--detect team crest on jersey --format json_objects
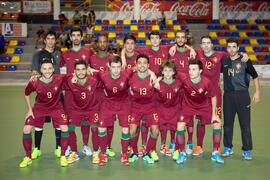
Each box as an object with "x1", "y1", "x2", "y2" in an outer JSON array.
[
  {"x1": 162, "y1": 54, "x2": 165, "y2": 58},
  {"x1": 174, "y1": 87, "x2": 179, "y2": 92},
  {"x1": 87, "y1": 86, "x2": 92, "y2": 91},
  {"x1": 198, "y1": 88, "x2": 203, "y2": 94},
  {"x1": 236, "y1": 63, "x2": 241, "y2": 70},
  {"x1": 54, "y1": 86, "x2": 58, "y2": 91},
  {"x1": 213, "y1": 57, "x2": 217, "y2": 63},
  {"x1": 120, "y1": 82, "x2": 124, "y2": 87},
  {"x1": 82, "y1": 54, "x2": 86, "y2": 60}
]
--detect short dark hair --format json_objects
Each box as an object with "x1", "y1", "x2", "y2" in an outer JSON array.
[
  {"x1": 109, "y1": 55, "x2": 122, "y2": 66},
  {"x1": 175, "y1": 30, "x2": 186, "y2": 37},
  {"x1": 97, "y1": 33, "x2": 108, "y2": 42},
  {"x1": 40, "y1": 58, "x2": 53, "y2": 66},
  {"x1": 124, "y1": 34, "x2": 137, "y2": 44},
  {"x1": 159, "y1": 60, "x2": 178, "y2": 79},
  {"x1": 200, "y1": 35, "x2": 212, "y2": 44},
  {"x1": 148, "y1": 31, "x2": 161, "y2": 40},
  {"x1": 74, "y1": 60, "x2": 87, "y2": 69},
  {"x1": 44, "y1": 30, "x2": 56, "y2": 40},
  {"x1": 188, "y1": 59, "x2": 203, "y2": 70},
  {"x1": 136, "y1": 54, "x2": 149, "y2": 64},
  {"x1": 226, "y1": 37, "x2": 239, "y2": 47},
  {"x1": 70, "y1": 27, "x2": 83, "y2": 36}
]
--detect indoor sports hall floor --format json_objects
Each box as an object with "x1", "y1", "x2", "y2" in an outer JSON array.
[{"x1": 0, "y1": 86, "x2": 269, "y2": 180}]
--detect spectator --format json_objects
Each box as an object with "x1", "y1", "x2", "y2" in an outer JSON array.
[
  {"x1": 35, "y1": 26, "x2": 45, "y2": 49},
  {"x1": 82, "y1": 9, "x2": 89, "y2": 26},
  {"x1": 66, "y1": 29, "x2": 72, "y2": 49},
  {"x1": 73, "y1": 10, "x2": 82, "y2": 25},
  {"x1": 0, "y1": 32, "x2": 4, "y2": 55},
  {"x1": 110, "y1": 37, "x2": 120, "y2": 54},
  {"x1": 87, "y1": 9, "x2": 96, "y2": 25},
  {"x1": 86, "y1": 24, "x2": 94, "y2": 43},
  {"x1": 58, "y1": 13, "x2": 68, "y2": 32},
  {"x1": 59, "y1": 30, "x2": 68, "y2": 47},
  {"x1": 158, "y1": 11, "x2": 166, "y2": 29}
]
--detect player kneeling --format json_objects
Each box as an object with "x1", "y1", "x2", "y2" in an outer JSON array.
[
  {"x1": 19, "y1": 59, "x2": 69, "y2": 167},
  {"x1": 176, "y1": 60, "x2": 224, "y2": 165}
]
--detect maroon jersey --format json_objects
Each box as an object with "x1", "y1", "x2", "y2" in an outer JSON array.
[
  {"x1": 196, "y1": 49, "x2": 227, "y2": 92},
  {"x1": 136, "y1": 46, "x2": 170, "y2": 75},
  {"x1": 126, "y1": 52, "x2": 138, "y2": 69},
  {"x1": 178, "y1": 73, "x2": 214, "y2": 109},
  {"x1": 128, "y1": 73, "x2": 156, "y2": 105},
  {"x1": 169, "y1": 48, "x2": 191, "y2": 74},
  {"x1": 157, "y1": 79, "x2": 183, "y2": 108},
  {"x1": 99, "y1": 69, "x2": 133, "y2": 102},
  {"x1": 25, "y1": 74, "x2": 65, "y2": 112},
  {"x1": 62, "y1": 75, "x2": 99, "y2": 111},
  {"x1": 60, "y1": 47, "x2": 93, "y2": 74},
  {"x1": 90, "y1": 53, "x2": 112, "y2": 72}
]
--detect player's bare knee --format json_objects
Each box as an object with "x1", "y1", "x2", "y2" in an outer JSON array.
[
  {"x1": 212, "y1": 122, "x2": 221, "y2": 129},
  {"x1": 60, "y1": 125, "x2": 68, "y2": 132},
  {"x1": 177, "y1": 122, "x2": 185, "y2": 131},
  {"x1": 23, "y1": 125, "x2": 33, "y2": 134},
  {"x1": 98, "y1": 127, "x2": 107, "y2": 133}
]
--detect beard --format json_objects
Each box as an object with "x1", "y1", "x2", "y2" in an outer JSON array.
[
  {"x1": 176, "y1": 42, "x2": 185, "y2": 48},
  {"x1": 76, "y1": 74, "x2": 87, "y2": 80}
]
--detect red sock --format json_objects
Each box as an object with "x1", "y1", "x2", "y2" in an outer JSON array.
[
  {"x1": 22, "y1": 133, "x2": 32, "y2": 158},
  {"x1": 176, "y1": 131, "x2": 185, "y2": 152},
  {"x1": 91, "y1": 126, "x2": 99, "y2": 152},
  {"x1": 213, "y1": 129, "x2": 222, "y2": 152},
  {"x1": 69, "y1": 130, "x2": 77, "y2": 152},
  {"x1": 197, "y1": 124, "x2": 205, "y2": 147},
  {"x1": 187, "y1": 125, "x2": 193, "y2": 144},
  {"x1": 146, "y1": 135, "x2": 158, "y2": 153},
  {"x1": 130, "y1": 135, "x2": 138, "y2": 154},
  {"x1": 81, "y1": 125, "x2": 90, "y2": 146},
  {"x1": 107, "y1": 125, "x2": 114, "y2": 148},
  {"x1": 98, "y1": 131, "x2": 107, "y2": 154},
  {"x1": 160, "y1": 125, "x2": 167, "y2": 146},
  {"x1": 170, "y1": 130, "x2": 176, "y2": 143},
  {"x1": 61, "y1": 131, "x2": 69, "y2": 156},
  {"x1": 121, "y1": 133, "x2": 129, "y2": 155},
  {"x1": 141, "y1": 122, "x2": 148, "y2": 146}
]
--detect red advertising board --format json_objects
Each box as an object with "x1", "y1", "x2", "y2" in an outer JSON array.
[
  {"x1": 219, "y1": 1, "x2": 270, "y2": 12},
  {"x1": 113, "y1": 1, "x2": 212, "y2": 19}
]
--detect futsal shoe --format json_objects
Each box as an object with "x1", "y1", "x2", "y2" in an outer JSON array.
[
  {"x1": 192, "y1": 146, "x2": 204, "y2": 156},
  {"x1": 211, "y1": 151, "x2": 224, "y2": 164},
  {"x1": 143, "y1": 154, "x2": 154, "y2": 164},
  {"x1": 127, "y1": 146, "x2": 133, "y2": 155},
  {"x1": 150, "y1": 151, "x2": 159, "y2": 161},
  {"x1": 221, "y1": 147, "x2": 233, "y2": 157},
  {"x1": 176, "y1": 152, "x2": 187, "y2": 165},
  {"x1": 138, "y1": 146, "x2": 146, "y2": 157},
  {"x1": 169, "y1": 142, "x2": 175, "y2": 153},
  {"x1": 128, "y1": 153, "x2": 139, "y2": 163},
  {"x1": 60, "y1": 156, "x2": 68, "y2": 167},
  {"x1": 185, "y1": 143, "x2": 193, "y2": 155},
  {"x1": 172, "y1": 150, "x2": 180, "y2": 160},
  {"x1": 19, "y1": 157, "x2": 32, "y2": 168},
  {"x1": 65, "y1": 146, "x2": 72, "y2": 156},
  {"x1": 67, "y1": 152, "x2": 80, "y2": 164},
  {"x1": 99, "y1": 154, "x2": 107, "y2": 166},
  {"x1": 31, "y1": 147, "x2": 41, "y2": 159},
  {"x1": 82, "y1": 145, "x2": 93, "y2": 156},
  {"x1": 160, "y1": 145, "x2": 168, "y2": 155},
  {"x1": 106, "y1": 147, "x2": 115, "y2": 157},
  {"x1": 55, "y1": 146, "x2": 61, "y2": 158},
  {"x1": 243, "y1": 150, "x2": 252, "y2": 160},
  {"x1": 121, "y1": 154, "x2": 130, "y2": 165},
  {"x1": 92, "y1": 151, "x2": 99, "y2": 164}
]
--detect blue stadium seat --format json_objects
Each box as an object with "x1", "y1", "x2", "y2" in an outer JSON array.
[
  {"x1": 117, "y1": 20, "x2": 123, "y2": 25},
  {"x1": 0, "y1": 56, "x2": 3, "y2": 62},
  {"x1": 94, "y1": 32, "x2": 101, "y2": 38},
  {"x1": 138, "y1": 40, "x2": 146, "y2": 46},
  {"x1": 123, "y1": 32, "x2": 130, "y2": 37},
  {"x1": 232, "y1": 32, "x2": 239, "y2": 37},
  {"x1": 258, "y1": 39, "x2": 265, "y2": 45},
  {"x1": 65, "y1": 25, "x2": 72, "y2": 31},
  {"x1": 214, "y1": 25, "x2": 222, "y2": 30},
  {"x1": 109, "y1": 40, "x2": 113, "y2": 44},
  {"x1": 212, "y1": 19, "x2": 220, "y2": 24},
  {"x1": 241, "y1": 19, "x2": 248, "y2": 24},
  {"x1": 53, "y1": 20, "x2": 58, "y2": 25},
  {"x1": 160, "y1": 26, "x2": 166, "y2": 30},
  {"x1": 214, "y1": 47, "x2": 221, "y2": 51},
  {"x1": 265, "y1": 55, "x2": 270, "y2": 61},
  {"x1": 239, "y1": 47, "x2": 246, "y2": 52},
  {"x1": 254, "y1": 32, "x2": 262, "y2": 37},
  {"x1": 116, "y1": 32, "x2": 123, "y2": 38},
  {"x1": 266, "y1": 25, "x2": 270, "y2": 31},
  {"x1": 124, "y1": 26, "x2": 130, "y2": 31},
  {"x1": 236, "y1": 25, "x2": 244, "y2": 30},
  {"x1": 109, "y1": 26, "x2": 116, "y2": 31},
  {"x1": 96, "y1": 19, "x2": 102, "y2": 25},
  {"x1": 8, "y1": 65, "x2": 17, "y2": 71},
  {"x1": 14, "y1": 48, "x2": 23, "y2": 54},
  {"x1": 173, "y1": 20, "x2": 179, "y2": 25},
  {"x1": 131, "y1": 20, "x2": 137, "y2": 25},
  {"x1": 207, "y1": 25, "x2": 214, "y2": 30},
  {"x1": 227, "y1": 19, "x2": 234, "y2": 24}
]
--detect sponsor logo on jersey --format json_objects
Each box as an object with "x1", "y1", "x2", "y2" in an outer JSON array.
[
  {"x1": 213, "y1": 57, "x2": 217, "y2": 63},
  {"x1": 174, "y1": 87, "x2": 179, "y2": 92},
  {"x1": 87, "y1": 86, "x2": 92, "y2": 91},
  {"x1": 54, "y1": 86, "x2": 58, "y2": 91},
  {"x1": 162, "y1": 53, "x2": 165, "y2": 58},
  {"x1": 82, "y1": 54, "x2": 86, "y2": 60},
  {"x1": 120, "y1": 82, "x2": 125, "y2": 87},
  {"x1": 198, "y1": 88, "x2": 203, "y2": 94}
]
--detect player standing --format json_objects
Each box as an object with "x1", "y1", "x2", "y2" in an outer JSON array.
[
  {"x1": 60, "y1": 27, "x2": 94, "y2": 157},
  {"x1": 221, "y1": 38, "x2": 260, "y2": 160},
  {"x1": 176, "y1": 60, "x2": 224, "y2": 164}
]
